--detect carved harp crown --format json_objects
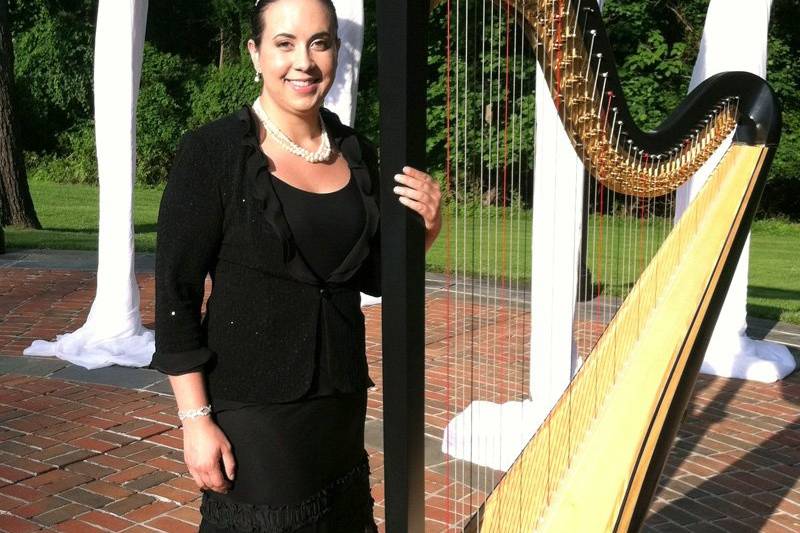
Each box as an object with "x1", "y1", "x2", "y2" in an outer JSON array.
[{"x1": 376, "y1": 1, "x2": 781, "y2": 532}]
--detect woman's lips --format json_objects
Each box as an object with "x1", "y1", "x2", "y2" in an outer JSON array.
[{"x1": 285, "y1": 79, "x2": 320, "y2": 95}]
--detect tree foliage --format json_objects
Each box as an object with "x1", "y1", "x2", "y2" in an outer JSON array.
[{"x1": 9, "y1": 0, "x2": 800, "y2": 219}]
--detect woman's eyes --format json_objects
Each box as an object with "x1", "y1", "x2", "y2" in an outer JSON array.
[{"x1": 275, "y1": 40, "x2": 330, "y2": 51}]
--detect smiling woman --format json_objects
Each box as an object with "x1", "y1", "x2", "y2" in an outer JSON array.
[{"x1": 146, "y1": 0, "x2": 441, "y2": 532}]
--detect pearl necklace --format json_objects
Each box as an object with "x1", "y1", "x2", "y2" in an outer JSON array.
[{"x1": 252, "y1": 98, "x2": 333, "y2": 164}]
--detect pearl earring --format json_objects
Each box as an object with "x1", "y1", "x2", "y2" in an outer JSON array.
[{"x1": 254, "y1": 71, "x2": 262, "y2": 83}]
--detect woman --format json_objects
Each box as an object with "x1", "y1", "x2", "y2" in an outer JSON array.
[{"x1": 149, "y1": 0, "x2": 442, "y2": 531}]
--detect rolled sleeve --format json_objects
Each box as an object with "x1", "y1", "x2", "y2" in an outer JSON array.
[{"x1": 150, "y1": 132, "x2": 223, "y2": 375}]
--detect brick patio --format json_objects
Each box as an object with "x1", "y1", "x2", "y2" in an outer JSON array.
[{"x1": 1, "y1": 263, "x2": 799, "y2": 532}]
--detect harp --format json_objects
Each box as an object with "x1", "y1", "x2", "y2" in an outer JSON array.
[{"x1": 376, "y1": 1, "x2": 781, "y2": 532}]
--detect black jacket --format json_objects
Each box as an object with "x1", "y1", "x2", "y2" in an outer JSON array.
[{"x1": 149, "y1": 107, "x2": 381, "y2": 403}]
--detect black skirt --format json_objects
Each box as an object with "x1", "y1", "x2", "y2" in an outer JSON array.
[{"x1": 198, "y1": 389, "x2": 378, "y2": 533}]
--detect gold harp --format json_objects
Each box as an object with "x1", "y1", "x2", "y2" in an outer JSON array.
[{"x1": 375, "y1": 1, "x2": 781, "y2": 531}]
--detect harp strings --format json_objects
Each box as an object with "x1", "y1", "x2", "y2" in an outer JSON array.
[{"x1": 435, "y1": 0, "x2": 737, "y2": 530}]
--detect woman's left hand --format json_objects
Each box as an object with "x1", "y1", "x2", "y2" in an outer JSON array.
[{"x1": 394, "y1": 166, "x2": 442, "y2": 251}]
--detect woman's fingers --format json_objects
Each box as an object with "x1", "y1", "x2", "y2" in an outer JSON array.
[
  {"x1": 200, "y1": 461, "x2": 230, "y2": 493},
  {"x1": 395, "y1": 171, "x2": 440, "y2": 196},
  {"x1": 208, "y1": 464, "x2": 230, "y2": 493},
  {"x1": 222, "y1": 445, "x2": 237, "y2": 481},
  {"x1": 188, "y1": 465, "x2": 206, "y2": 491},
  {"x1": 394, "y1": 167, "x2": 442, "y2": 233},
  {"x1": 401, "y1": 166, "x2": 430, "y2": 182},
  {"x1": 393, "y1": 185, "x2": 431, "y2": 203},
  {"x1": 397, "y1": 196, "x2": 433, "y2": 225}
]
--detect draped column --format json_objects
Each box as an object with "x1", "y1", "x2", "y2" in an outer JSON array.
[
  {"x1": 325, "y1": 0, "x2": 364, "y2": 128},
  {"x1": 676, "y1": 0, "x2": 795, "y2": 383},
  {"x1": 24, "y1": 0, "x2": 154, "y2": 369},
  {"x1": 528, "y1": 0, "x2": 605, "y2": 437}
]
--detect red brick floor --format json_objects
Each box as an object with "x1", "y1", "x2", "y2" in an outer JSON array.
[{"x1": 1, "y1": 268, "x2": 799, "y2": 532}]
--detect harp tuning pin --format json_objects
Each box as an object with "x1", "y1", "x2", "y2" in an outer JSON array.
[
  {"x1": 590, "y1": 29, "x2": 597, "y2": 35},
  {"x1": 596, "y1": 53, "x2": 603, "y2": 58},
  {"x1": 602, "y1": 73, "x2": 609, "y2": 79}
]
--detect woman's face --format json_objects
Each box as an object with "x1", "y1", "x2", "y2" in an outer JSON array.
[{"x1": 248, "y1": 0, "x2": 339, "y2": 118}]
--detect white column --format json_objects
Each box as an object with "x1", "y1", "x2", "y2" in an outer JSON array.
[
  {"x1": 527, "y1": 64, "x2": 585, "y2": 423},
  {"x1": 528, "y1": 0, "x2": 604, "y2": 434},
  {"x1": 325, "y1": 0, "x2": 364, "y2": 127},
  {"x1": 25, "y1": 0, "x2": 154, "y2": 369},
  {"x1": 676, "y1": 0, "x2": 795, "y2": 383}
]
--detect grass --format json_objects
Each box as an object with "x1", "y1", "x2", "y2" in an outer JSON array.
[
  {"x1": 5, "y1": 181, "x2": 800, "y2": 325},
  {"x1": 5, "y1": 181, "x2": 162, "y2": 251}
]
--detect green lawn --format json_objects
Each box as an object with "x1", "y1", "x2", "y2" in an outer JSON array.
[
  {"x1": 6, "y1": 181, "x2": 162, "y2": 251},
  {"x1": 5, "y1": 181, "x2": 800, "y2": 325}
]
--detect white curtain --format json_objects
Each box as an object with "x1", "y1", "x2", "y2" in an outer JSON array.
[
  {"x1": 676, "y1": 0, "x2": 795, "y2": 383},
  {"x1": 25, "y1": 0, "x2": 154, "y2": 369}
]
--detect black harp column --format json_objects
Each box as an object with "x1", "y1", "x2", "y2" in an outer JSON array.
[{"x1": 376, "y1": 0, "x2": 428, "y2": 532}]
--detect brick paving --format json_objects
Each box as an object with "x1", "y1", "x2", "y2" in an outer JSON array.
[{"x1": 0, "y1": 264, "x2": 798, "y2": 532}]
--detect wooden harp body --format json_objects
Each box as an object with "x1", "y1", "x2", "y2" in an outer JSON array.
[{"x1": 376, "y1": 1, "x2": 781, "y2": 531}]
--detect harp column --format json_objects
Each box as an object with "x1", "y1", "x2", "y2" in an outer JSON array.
[
  {"x1": 377, "y1": 1, "x2": 428, "y2": 531},
  {"x1": 24, "y1": 0, "x2": 154, "y2": 370},
  {"x1": 676, "y1": 0, "x2": 795, "y2": 383}
]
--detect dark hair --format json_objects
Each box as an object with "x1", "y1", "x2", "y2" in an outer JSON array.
[{"x1": 251, "y1": 0, "x2": 338, "y2": 46}]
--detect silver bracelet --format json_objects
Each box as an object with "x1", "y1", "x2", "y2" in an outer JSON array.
[{"x1": 178, "y1": 404, "x2": 212, "y2": 422}]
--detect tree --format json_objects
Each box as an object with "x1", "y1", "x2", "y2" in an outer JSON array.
[{"x1": 0, "y1": 0, "x2": 40, "y2": 229}]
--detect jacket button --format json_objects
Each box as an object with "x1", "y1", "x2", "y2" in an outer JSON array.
[{"x1": 319, "y1": 288, "x2": 330, "y2": 299}]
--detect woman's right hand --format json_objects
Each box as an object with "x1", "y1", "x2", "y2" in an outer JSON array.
[{"x1": 182, "y1": 416, "x2": 236, "y2": 494}]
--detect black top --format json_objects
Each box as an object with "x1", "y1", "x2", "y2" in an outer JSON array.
[
  {"x1": 149, "y1": 107, "x2": 381, "y2": 404},
  {"x1": 271, "y1": 174, "x2": 365, "y2": 281}
]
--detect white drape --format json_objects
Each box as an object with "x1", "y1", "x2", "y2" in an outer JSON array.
[
  {"x1": 24, "y1": 0, "x2": 154, "y2": 369},
  {"x1": 325, "y1": 0, "x2": 364, "y2": 128},
  {"x1": 676, "y1": 0, "x2": 795, "y2": 383}
]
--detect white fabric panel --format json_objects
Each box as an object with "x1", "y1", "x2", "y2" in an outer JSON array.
[
  {"x1": 25, "y1": 0, "x2": 154, "y2": 369},
  {"x1": 676, "y1": 0, "x2": 794, "y2": 383},
  {"x1": 325, "y1": 0, "x2": 364, "y2": 127}
]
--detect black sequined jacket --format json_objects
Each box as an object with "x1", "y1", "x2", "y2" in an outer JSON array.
[{"x1": 149, "y1": 107, "x2": 381, "y2": 404}]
